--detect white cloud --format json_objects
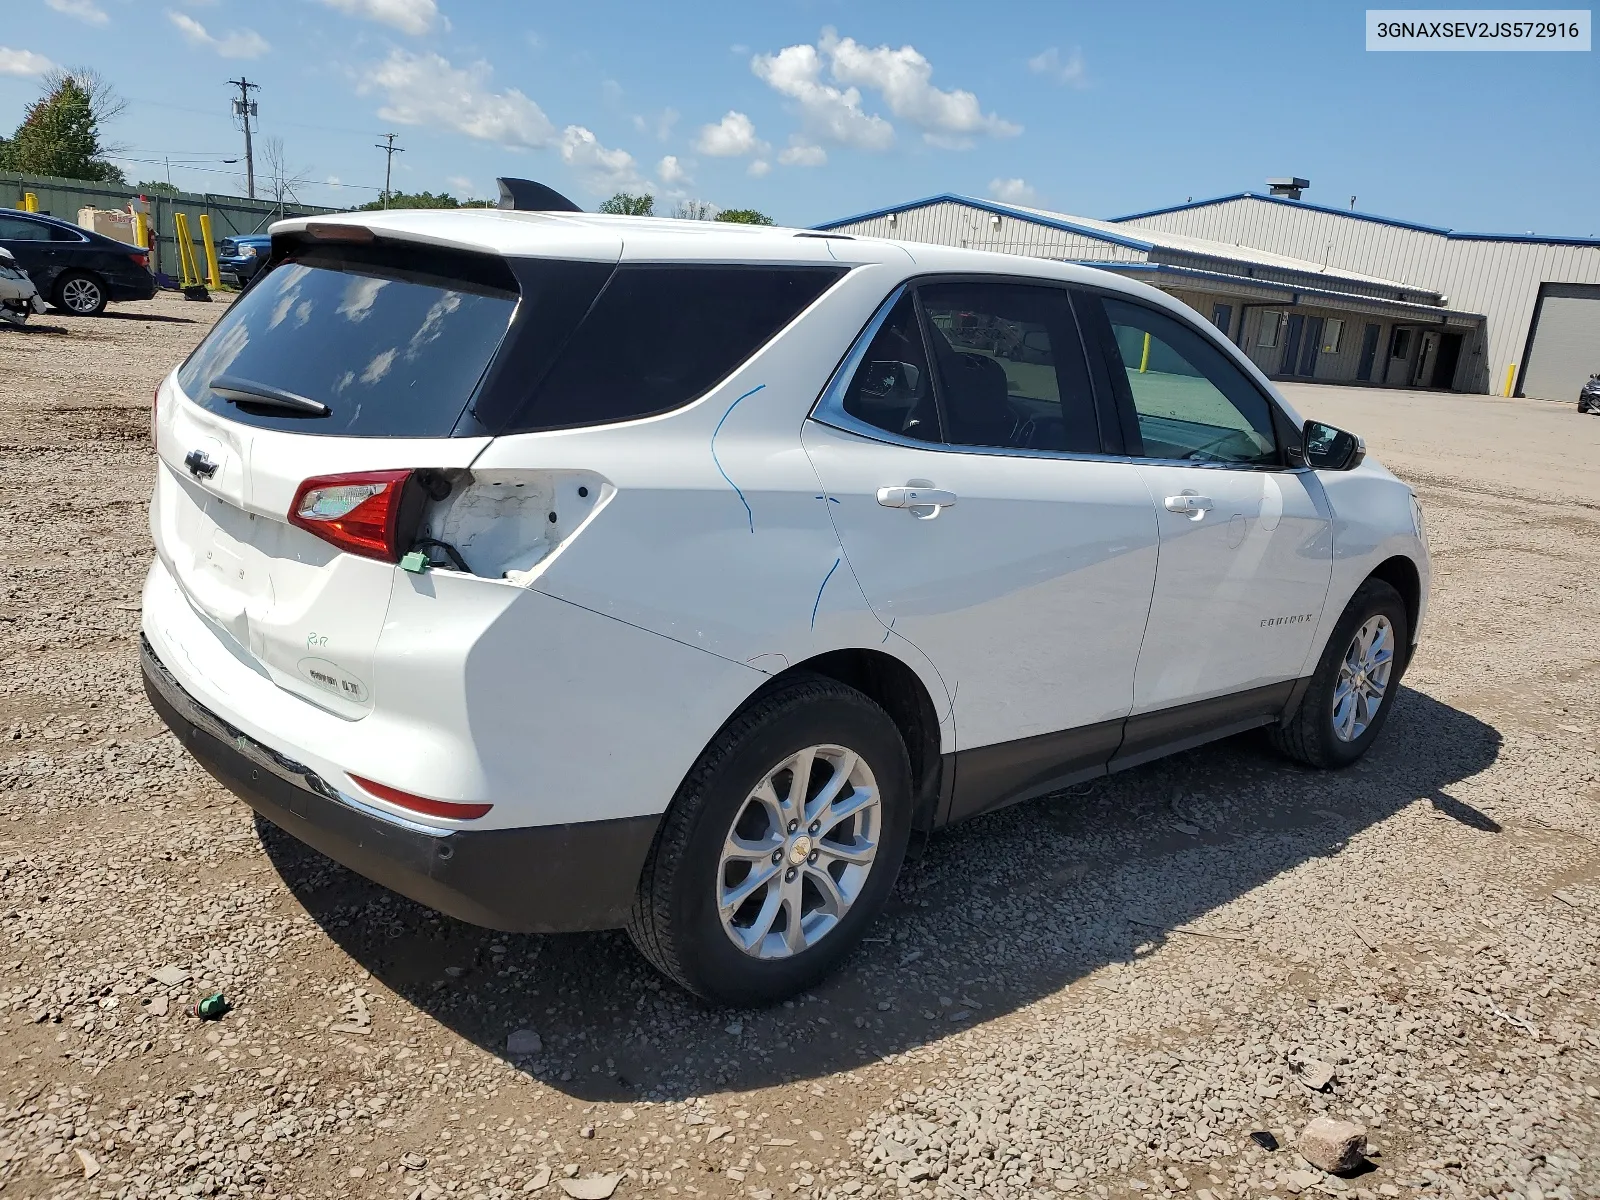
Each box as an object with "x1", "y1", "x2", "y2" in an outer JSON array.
[
  {"x1": 752, "y1": 42, "x2": 894, "y2": 152},
  {"x1": 988, "y1": 178, "x2": 1039, "y2": 206},
  {"x1": 447, "y1": 175, "x2": 474, "y2": 194},
  {"x1": 0, "y1": 47, "x2": 58, "y2": 77},
  {"x1": 560, "y1": 125, "x2": 644, "y2": 194},
  {"x1": 778, "y1": 139, "x2": 826, "y2": 168},
  {"x1": 1027, "y1": 46, "x2": 1087, "y2": 87},
  {"x1": 165, "y1": 11, "x2": 269, "y2": 58},
  {"x1": 694, "y1": 110, "x2": 765, "y2": 158},
  {"x1": 747, "y1": 159, "x2": 771, "y2": 178},
  {"x1": 317, "y1": 0, "x2": 437, "y2": 36},
  {"x1": 821, "y1": 29, "x2": 1019, "y2": 145},
  {"x1": 752, "y1": 29, "x2": 1017, "y2": 153},
  {"x1": 45, "y1": 0, "x2": 109, "y2": 27},
  {"x1": 359, "y1": 50, "x2": 557, "y2": 148},
  {"x1": 657, "y1": 155, "x2": 690, "y2": 187}
]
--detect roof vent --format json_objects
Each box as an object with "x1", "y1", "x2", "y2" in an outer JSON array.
[
  {"x1": 496, "y1": 177, "x2": 582, "y2": 213},
  {"x1": 1267, "y1": 177, "x2": 1310, "y2": 200}
]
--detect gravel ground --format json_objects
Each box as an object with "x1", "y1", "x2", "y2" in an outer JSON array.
[{"x1": 1, "y1": 293, "x2": 1596, "y2": 1200}]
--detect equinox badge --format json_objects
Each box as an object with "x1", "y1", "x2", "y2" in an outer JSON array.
[{"x1": 184, "y1": 449, "x2": 220, "y2": 479}]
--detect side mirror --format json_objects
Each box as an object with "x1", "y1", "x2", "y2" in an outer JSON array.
[
  {"x1": 860, "y1": 360, "x2": 920, "y2": 399},
  {"x1": 1302, "y1": 420, "x2": 1366, "y2": 471}
]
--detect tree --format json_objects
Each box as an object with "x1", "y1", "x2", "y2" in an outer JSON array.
[
  {"x1": 717, "y1": 209, "x2": 774, "y2": 226},
  {"x1": 672, "y1": 198, "x2": 718, "y2": 221},
  {"x1": 0, "y1": 71, "x2": 125, "y2": 182},
  {"x1": 259, "y1": 136, "x2": 313, "y2": 214},
  {"x1": 137, "y1": 180, "x2": 181, "y2": 196},
  {"x1": 598, "y1": 192, "x2": 654, "y2": 216},
  {"x1": 356, "y1": 190, "x2": 473, "y2": 211}
]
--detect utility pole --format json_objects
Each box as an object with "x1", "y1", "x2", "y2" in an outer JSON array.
[
  {"x1": 375, "y1": 133, "x2": 403, "y2": 209},
  {"x1": 228, "y1": 77, "x2": 260, "y2": 199}
]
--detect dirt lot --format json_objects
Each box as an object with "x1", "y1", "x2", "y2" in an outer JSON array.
[{"x1": 1, "y1": 293, "x2": 1597, "y2": 1200}]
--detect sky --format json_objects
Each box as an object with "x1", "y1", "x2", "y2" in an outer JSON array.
[{"x1": 4, "y1": 0, "x2": 1597, "y2": 234}]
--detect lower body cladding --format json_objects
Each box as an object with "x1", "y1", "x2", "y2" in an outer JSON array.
[{"x1": 142, "y1": 637, "x2": 660, "y2": 932}]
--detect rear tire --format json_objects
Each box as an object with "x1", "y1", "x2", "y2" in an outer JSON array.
[
  {"x1": 627, "y1": 674, "x2": 912, "y2": 1006},
  {"x1": 1271, "y1": 578, "x2": 1409, "y2": 769},
  {"x1": 53, "y1": 271, "x2": 108, "y2": 316}
]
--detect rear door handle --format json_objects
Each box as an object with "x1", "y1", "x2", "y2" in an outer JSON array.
[
  {"x1": 1164, "y1": 493, "x2": 1214, "y2": 519},
  {"x1": 878, "y1": 485, "x2": 957, "y2": 515}
]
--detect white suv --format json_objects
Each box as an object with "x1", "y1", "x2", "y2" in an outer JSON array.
[{"x1": 142, "y1": 185, "x2": 1429, "y2": 1005}]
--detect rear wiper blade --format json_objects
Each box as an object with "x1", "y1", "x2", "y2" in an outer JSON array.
[{"x1": 210, "y1": 374, "x2": 330, "y2": 417}]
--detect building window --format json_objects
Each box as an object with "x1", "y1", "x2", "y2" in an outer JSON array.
[
  {"x1": 1321, "y1": 318, "x2": 1344, "y2": 354},
  {"x1": 1390, "y1": 328, "x2": 1413, "y2": 359},
  {"x1": 1211, "y1": 303, "x2": 1233, "y2": 334},
  {"x1": 1256, "y1": 311, "x2": 1282, "y2": 349}
]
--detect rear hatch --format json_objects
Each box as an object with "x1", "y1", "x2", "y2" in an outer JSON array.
[{"x1": 151, "y1": 228, "x2": 589, "y2": 718}]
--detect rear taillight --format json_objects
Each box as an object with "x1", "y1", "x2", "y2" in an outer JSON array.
[
  {"x1": 128, "y1": 251, "x2": 150, "y2": 269},
  {"x1": 288, "y1": 470, "x2": 412, "y2": 561},
  {"x1": 349, "y1": 774, "x2": 492, "y2": 820}
]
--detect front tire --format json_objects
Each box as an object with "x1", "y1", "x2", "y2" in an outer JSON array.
[
  {"x1": 53, "y1": 272, "x2": 108, "y2": 316},
  {"x1": 1271, "y1": 578, "x2": 1409, "y2": 769},
  {"x1": 627, "y1": 674, "x2": 912, "y2": 1006}
]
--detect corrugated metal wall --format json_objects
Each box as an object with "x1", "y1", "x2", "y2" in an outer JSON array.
[
  {"x1": 1, "y1": 169, "x2": 336, "y2": 281},
  {"x1": 1119, "y1": 198, "x2": 1600, "y2": 396}
]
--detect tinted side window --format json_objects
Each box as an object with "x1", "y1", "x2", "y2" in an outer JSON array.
[
  {"x1": 919, "y1": 282, "x2": 1099, "y2": 453},
  {"x1": 1097, "y1": 296, "x2": 1279, "y2": 466},
  {"x1": 0, "y1": 217, "x2": 53, "y2": 241},
  {"x1": 511, "y1": 265, "x2": 846, "y2": 432},
  {"x1": 840, "y1": 292, "x2": 939, "y2": 442}
]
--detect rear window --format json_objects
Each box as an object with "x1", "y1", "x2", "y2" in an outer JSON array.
[
  {"x1": 501, "y1": 264, "x2": 847, "y2": 432},
  {"x1": 177, "y1": 245, "x2": 518, "y2": 438}
]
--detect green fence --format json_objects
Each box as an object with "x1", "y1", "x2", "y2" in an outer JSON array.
[{"x1": 1, "y1": 169, "x2": 339, "y2": 283}]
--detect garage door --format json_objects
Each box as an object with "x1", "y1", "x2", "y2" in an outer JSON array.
[{"x1": 1521, "y1": 283, "x2": 1600, "y2": 401}]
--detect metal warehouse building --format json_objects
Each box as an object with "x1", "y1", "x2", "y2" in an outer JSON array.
[{"x1": 817, "y1": 191, "x2": 1600, "y2": 401}]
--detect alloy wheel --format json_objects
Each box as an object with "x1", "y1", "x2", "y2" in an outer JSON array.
[
  {"x1": 717, "y1": 744, "x2": 881, "y2": 959},
  {"x1": 61, "y1": 277, "x2": 102, "y2": 314},
  {"x1": 1331, "y1": 614, "x2": 1395, "y2": 741}
]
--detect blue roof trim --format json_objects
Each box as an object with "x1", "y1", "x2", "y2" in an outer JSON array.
[
  {"x1": 813, "y1": 193, "x2": 1155, "y2": 253},
  {"x1": 1072, "y1": 260, "x2": 1486, "y2": 320},
  {"x1": 1109, "y1": 191, "x2": 1600, "y2": 247}
]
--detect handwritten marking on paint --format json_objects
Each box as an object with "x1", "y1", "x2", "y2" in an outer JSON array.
[
  {"x1": 814, "y1": 494, "x2": 841, "y2": 504},
  {"x1": 710, "y1": 384, "x2": 766, "y2": 533},
  {"x1": 811, "y1": 557, "x2": 841, "y2": 629},
  {"x1": 881, "y1": 616, "x2": 896, "y2": 644}
]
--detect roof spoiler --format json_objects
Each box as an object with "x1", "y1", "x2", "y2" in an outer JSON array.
[{"x1": 496, "y1": 177, "x2": 582, "y2": 213}]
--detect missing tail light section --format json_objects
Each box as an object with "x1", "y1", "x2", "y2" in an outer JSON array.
[
  {"x1": 420, "y1": 469, "x2": 612, "y2": 583},
  {"x1": 349, "y1": 773, "x2": 492, "y2": 820}
]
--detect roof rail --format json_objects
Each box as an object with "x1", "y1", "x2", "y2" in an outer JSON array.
[{"x1": 496, "y1": 178, "x2": 582, "y2": 213}]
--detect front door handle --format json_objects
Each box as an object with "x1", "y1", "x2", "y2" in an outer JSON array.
[
  {"x1": 878, "y1": 485, "x2": 957, "y2": 518},
  {"x1": 1164, "y1": 493, "x2": 1214, "y2": 520}
]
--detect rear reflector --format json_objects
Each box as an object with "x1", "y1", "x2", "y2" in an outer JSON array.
[
  {"x1": 350, "y1": 774, "x2": 493, "y2": 820},
  {"x1": 288, "y1": 469, "x2": 411, "y2": 561}
]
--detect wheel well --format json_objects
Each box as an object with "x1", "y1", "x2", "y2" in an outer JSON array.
[
  {"x1": 763, "y1": 649, "x2": 943, "y2": 828},
  {"x1": 1368, "y1": 555, "x2": 1421, "y2": 642}
]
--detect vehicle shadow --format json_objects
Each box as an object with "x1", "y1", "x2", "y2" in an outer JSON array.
[
  {"x1": 256, "y1": 685, "x2": 1500, "y2": 1103},
  {"x1": 102, "y1": 310, "x2": 200, "y2": 323}
]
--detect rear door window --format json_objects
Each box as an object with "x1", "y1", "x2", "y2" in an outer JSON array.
[
  {"x1": 177, "y1": 245, "x2": 519, "y2": 438},
  {"x1": 505, "y1": 264, "x2": 846, "y2": 432}
]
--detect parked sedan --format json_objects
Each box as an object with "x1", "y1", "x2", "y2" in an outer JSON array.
[
  {"x1": 0, "y1": 208, "x2": 157, "y2": 315},
  {"x1": 217, "y1": 233, "x2": 272, "y2": 288}
]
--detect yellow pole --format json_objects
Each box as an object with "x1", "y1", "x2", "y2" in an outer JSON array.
[
  {"x1": 1139, "y1": 331, "x2": 1151, "y2": 373},
  {"x1": 22, "y1": 192, "x2": 39, "y2": 213},
  {"x1": 198, "y1": 214, "x2": 222, "y2": 289},
  {"x1": 1503, "y1": 363, "x2": 1517, "y2": 398},
  {"x1": 172, "y1": 212, "x2": 199, "y2": 287},
  {"x1": 133, "y1": 211, "x2": 150, "y2": 250}
]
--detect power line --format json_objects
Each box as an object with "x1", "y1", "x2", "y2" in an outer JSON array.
[{"x1": 104, "y1": 153, "x2": 387, "y2": 192}]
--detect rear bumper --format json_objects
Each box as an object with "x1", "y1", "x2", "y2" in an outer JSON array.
[
  {"x1": 141, "y1": 636, "x2": 659, "y2": 933},
  {"x1": 110, "y1": 272, "x2": 158, "y2": 302}
]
